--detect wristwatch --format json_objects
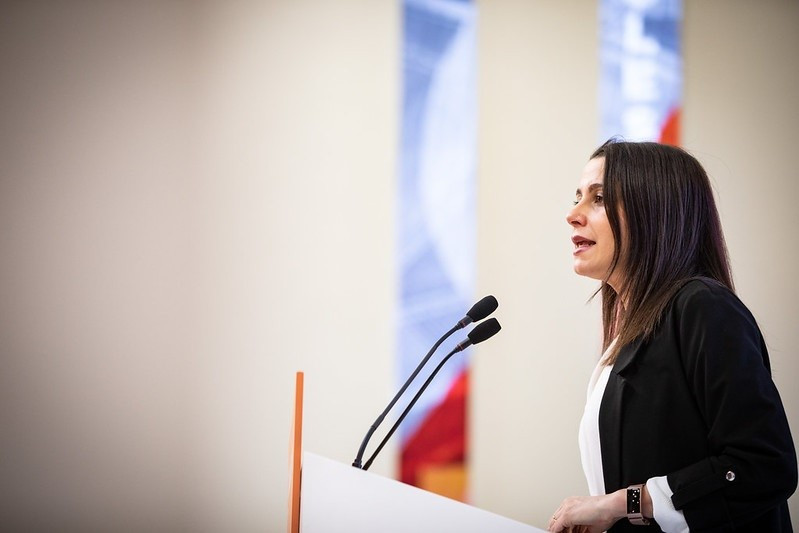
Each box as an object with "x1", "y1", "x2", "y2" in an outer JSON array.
[{"x1": 626, "y1": 484, "x2": 651, "y2": 525}]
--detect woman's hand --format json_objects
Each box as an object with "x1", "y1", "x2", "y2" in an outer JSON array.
[{"x1": 547, "y1": 489, "x2": 626, "y2": 532}]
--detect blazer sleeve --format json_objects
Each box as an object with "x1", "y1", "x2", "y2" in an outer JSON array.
[{"x1": 665, "y1": 284, "x2": 797, "y2": 530}]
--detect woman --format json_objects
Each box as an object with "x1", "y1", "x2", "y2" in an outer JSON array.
[{"x1": 548, "y1": 140, "x2": 797, "y2": 532}]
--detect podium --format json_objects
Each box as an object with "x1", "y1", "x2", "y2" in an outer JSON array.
[{"x1": 289, "y1": 372, "x2": 545, "y2": 533}]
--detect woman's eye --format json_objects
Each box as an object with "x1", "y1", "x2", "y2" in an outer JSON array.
[{"x1": 594, "y1": 194, "x2": 604, "y2": 204}]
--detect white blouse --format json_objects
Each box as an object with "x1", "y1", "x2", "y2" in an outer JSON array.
[{"x1": 578, "y1": 351, "x2": 690, "y2": 533}]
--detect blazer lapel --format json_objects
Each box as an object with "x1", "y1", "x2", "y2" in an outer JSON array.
[
  {"x1": 599, "y1": 338, "x2": 645, "y2": 492},
  {"x1": 612, "y1": 337, "x2": 644, "y2": 376},
  {"x1": 599, "y1": 372, "x2": 625, "y2": 492}
]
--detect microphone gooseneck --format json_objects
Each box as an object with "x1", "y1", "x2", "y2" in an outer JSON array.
[
  {"x1": 352, "y1": 296, "x2": 498, "y2": 469},
  {"x1": 352, "y1": 323, "x2": 459, "y2": 468},
  {"x1": 362, "y1": 318, "x2": 502, "y2": 471}
]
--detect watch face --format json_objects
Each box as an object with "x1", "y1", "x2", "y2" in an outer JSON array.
[
  {"x1": 627, "y1": 486, "x2": 641, "y2": 514},
  {"x1": 626, "y1": 485, "x2": 650, "y2": 525}
]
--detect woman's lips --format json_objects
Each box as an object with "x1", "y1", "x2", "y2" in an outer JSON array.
[{"x1": 572, "y1": 235, "x2": 596, "y2": 255}]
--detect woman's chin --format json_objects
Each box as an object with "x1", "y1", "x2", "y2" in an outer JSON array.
[{"x1": 573, "y1": 263, "x2": 596, "y2": 279}]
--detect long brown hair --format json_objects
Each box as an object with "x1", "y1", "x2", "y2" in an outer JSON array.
[{"x1": 592, "y1": 140, "x2": 734, "y2": 364}]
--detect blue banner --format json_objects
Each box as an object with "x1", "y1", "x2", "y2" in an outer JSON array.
[
  {"x1": 398, "y1": 0, "x2": 476, "y2": 496},
  {"x1": 600, "y1": 0, "x2": 682, "y2": 143}
]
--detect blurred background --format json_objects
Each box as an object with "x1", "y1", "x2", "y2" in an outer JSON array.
[{"x1": 1, "y1": 1, "x2": 796, "y2": 531}]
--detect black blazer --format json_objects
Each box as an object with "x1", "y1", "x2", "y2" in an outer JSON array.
[{"x1": 599, "y1": 279, "x2": 797, "y2": 532}]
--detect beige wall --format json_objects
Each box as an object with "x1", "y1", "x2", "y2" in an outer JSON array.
[
  {"x1": 1, "y1": 1, "x2": 398, "y2": 531},
  {"x1": 0, "y1": 2, "x2": 197, "y2": 530},
  {"x1": 190, "y1": 1, "x2": 398, "y2": 530},
  {"x1": 0, "y1": 1, "x2": 795, "y2": 531}
]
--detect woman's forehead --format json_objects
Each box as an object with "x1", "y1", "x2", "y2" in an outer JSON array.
[{"x1": 577, "y1": 158, "x2": 605, "y2": 192}]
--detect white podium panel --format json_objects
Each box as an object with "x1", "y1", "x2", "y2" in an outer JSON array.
[{"x1": 300, "y1": 452, "x2": 544, "y2": 533}]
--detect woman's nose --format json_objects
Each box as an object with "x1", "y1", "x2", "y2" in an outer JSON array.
[{"x1": 566, "y1": 204, "x2": 586, "y2": 227}]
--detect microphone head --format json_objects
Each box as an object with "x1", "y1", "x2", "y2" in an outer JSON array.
[
  {"x1": 465, "y1": 295, "x2": 498, "y2": 323},
  {"x1": 467, "y1": 317, "x2": 501, "y2": 345}
]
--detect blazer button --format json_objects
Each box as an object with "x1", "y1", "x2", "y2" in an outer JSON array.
[{"x1": 725, "y1": 471, "x2": 736, "y2": 481}]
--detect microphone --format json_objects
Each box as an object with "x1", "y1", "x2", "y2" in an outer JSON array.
[
  {"x1": 454, "y1": 314, "x2": 501, "y2": 351},
  {"x1": 352, "y1": 296, "x2": 499, "y2": 469},
  {"x1": 362, "y1": 318, "x2": 501, "y2": 470},
  {"x1": 459, "y1": 295, "x2": 498, "y2": 327}
]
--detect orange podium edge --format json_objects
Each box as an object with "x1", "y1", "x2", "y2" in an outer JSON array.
[{"x1": 288, "y1": 371, "x2": 304, "y2": 533}]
